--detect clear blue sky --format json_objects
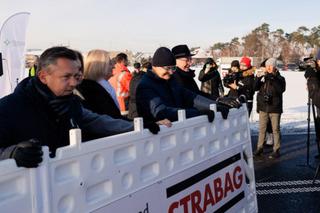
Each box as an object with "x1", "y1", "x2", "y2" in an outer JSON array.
[{"x1": 1, "y1": 0, "x2": 320, "y2": 53}]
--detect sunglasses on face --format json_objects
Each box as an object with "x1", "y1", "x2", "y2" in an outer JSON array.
[{"x1": 162, "y1": 66, "x2": 176, "y2": 71}]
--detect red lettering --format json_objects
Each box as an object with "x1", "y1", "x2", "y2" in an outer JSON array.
[
  {"x1": 213, "y1": 177, "x2": 223, "y2": 203},
  {"x1": 191, "y1": 190, "x2": 203, "y2": 213},
  {"x1": 233, "y1": 166, "x2": 243, "y2": 189},
  {"x1": 203, "y1": 183, "x2": 215, "y2": 212},
  {"x1": 168, "y1": 201, "x2": 179, "y2": 213},
  {"x1": 224, "y1": 172, "x2": 234, "y2": 197},
  {"x1": 180, "y1": 195, "x2": 191, "y2": 213}
]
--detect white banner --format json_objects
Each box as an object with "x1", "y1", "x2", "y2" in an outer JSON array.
[{"x1": 0, "y1": 12, "x2": 30, "y2": 98}]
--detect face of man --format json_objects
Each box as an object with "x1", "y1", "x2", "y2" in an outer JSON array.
[
  {"x1": 152, "y1": 66, "x2": 175, "y2": 80},
  {"x1": 176, "y1": 57, "x2": 192, "y2": 72},
  {"x1": 38, "y1": 58, "x2": 82, "y2": 96},
  {"x1": 265, "y1": 65, "x2": 274, "y2": 73}
]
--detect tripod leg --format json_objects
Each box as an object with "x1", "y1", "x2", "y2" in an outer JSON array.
[{"x1": 313, "y1": 163, "x2": 320, "y2": 184}]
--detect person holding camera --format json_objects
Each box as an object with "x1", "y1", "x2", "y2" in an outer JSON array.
[
  {"x1": 306, "y1": 50, "x2": 320, "y2": 108},
  {"x1": 198, "y1": 58, "x2": 224, "y2": 100},
  {"x1": 254, "y1": 58, "x2": 286, "y2": 159},
  {"x1": 224, "y1": 58, "x2": 255, "y2": 116}
]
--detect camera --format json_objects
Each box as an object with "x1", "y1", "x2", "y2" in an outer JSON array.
[
  {"x1": 223, "y1": 71, "x2": 242, "y2": 85},
  {"x1": 299, "y1": 57, "x2": 316, "y2": 71},
  {"x1": 264, "y1": 93, "x2": 273, "y2": 104}
]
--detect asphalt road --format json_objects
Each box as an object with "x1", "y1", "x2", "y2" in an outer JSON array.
[{"x1": 252, "y1": 133, "x2": 320, "y2": 213}]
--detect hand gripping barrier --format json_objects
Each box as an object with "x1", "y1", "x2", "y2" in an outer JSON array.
[{"x1": 0, "y1": 104, "x2": 258, "y2": 213}]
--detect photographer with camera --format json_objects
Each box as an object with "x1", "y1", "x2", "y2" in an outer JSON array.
[
  {"x1": 254, "y1": 58, "x2": 286, "y2": 159},
  {"x1": 224, "y1": 58, "x2": 255, "y2": 116},
  {"x1": 306, "y1": 50, "x2": 320, "y2": 108},
  {"x1": 198, "y1": 58, "x2": 224, "y2": 100}
]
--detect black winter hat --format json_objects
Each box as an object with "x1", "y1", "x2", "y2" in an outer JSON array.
[
  {"x1": 152, "y1": 47, "x2": 176, "y2": 67},
  {"x1": 172, "y1": 44, "x2": 195, "y2": 59},
  {"x1": 205, "y1": 58, "x2": 214, "y2": 64},
  {"x1": 231, "y1": 60, "x2": 240, "y2": 68}
]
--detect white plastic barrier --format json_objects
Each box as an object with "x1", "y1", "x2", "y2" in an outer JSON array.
[{"x1": 0, "y1": 105, "x2": 257, "y2": 213}]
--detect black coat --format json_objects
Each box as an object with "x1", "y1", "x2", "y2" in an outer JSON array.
[
  {"x1": 77, "y1": 79, "x2": 122, "y2": 119},
  {"x1": 255, "y1": 71, "x2": 286, "y2": 113},
  {"x1": 173, "y1": 68, "x2": 200, "y2": 93},
  {"x1": 198, "y1": 67, "x2": 223, "y2": 99},
  {"x1": 226, "y1": 72, "x2": 255, "y2": 101},
  {"x1": 128, "y1": 71, "x2": 145, "y2": 119},
  {"x1": 307, "y1": 66, "x2": 320, "y2": 108},
  {"x1": 173, "y1": 67, "x2": 213, "y2": 99},
  {"x1": 136, "y1": 71, "x2": 213, "y2": 122},
  {"x1": 0, "y1": 77, "x2": 82, "y2": 158},
  {"x1": 0, "y1": 77, "x2": 133, "y2": 159}
]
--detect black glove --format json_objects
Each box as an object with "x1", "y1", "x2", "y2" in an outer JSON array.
[
  {"x1": 143, "y1": 120, "x2": 160, "y2": 134},
  {"x1": 10, "y1": 139, "x2": 43, "y2": 168},
  {"x1": 217, "y1": 97, "x2": 241, "y2": 108},
  {"x1": 200, "y1": 110, "x2": 215, "y2": 123},
  {"x1": 238, "y1": 95, "x2": 247, "y2": 104},
  {"x1": 217, "y1": 104, "x2": 230, "y2": 119}
]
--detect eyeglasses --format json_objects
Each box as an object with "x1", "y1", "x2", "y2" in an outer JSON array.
[{"x1": 162, "y1": 66, "x2": 176, "y2": 71}]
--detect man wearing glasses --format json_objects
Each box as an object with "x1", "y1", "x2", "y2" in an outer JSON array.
[
  {"x1": 171, "y1": 44, "x2": 200, "y2": 94},
  {"x1": 136, "y1": 47, "x2": 241, "y2": 125}
]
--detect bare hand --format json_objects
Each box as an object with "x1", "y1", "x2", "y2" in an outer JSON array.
[{"x1": 156, "y1": 119, "x2": 172, "y2": 127}]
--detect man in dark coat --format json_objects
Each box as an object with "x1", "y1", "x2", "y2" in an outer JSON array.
[
  {"x1": 254, "y1": 58, "x2": 286, "y2": 158},
  {"x1": 307, "y1": 50, "x2": 320, "y2": 108},
  {"x1": 136, "y1": 47, "x2": 241, "y2": 124},
  {"x1": 198, "y1": 58, "x2": 224, "y2": 99},
  {"x1": 128, "y1": 61, "x2": 151, "y2": 120},
  {"x1": 171, "y1": 45, "x2": 200, "y2": 93},
  {"x1": 0, "y1": 46, "x2": 134, "y2": 168}
]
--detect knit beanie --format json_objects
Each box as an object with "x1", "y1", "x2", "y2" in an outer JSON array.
[
  {"x1": 152, "y1": 47, "x2": 176, "y2": 67},
  {"x1": 240, "y1": 57, "x2": 251, "y2": 68},
  {"x1": 265, "y1": 58, "x2": 277, "y2": 67}
]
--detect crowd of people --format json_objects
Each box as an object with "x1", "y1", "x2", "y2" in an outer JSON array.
[{"x1": 7, "y1": 44, "x2": 320, "y2": 168}]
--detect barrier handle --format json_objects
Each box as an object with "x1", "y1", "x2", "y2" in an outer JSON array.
[
  {"x1": 178, "y1": 109, "x2": 186, "y2": 122},
  {"x1": 134, "y1": 117, "x2": 144, "y2": 132},
  {"x1": 69, "y1": 128, "x2": 82, "y2": 147},
  {"x1": 209, "y1": 103, "x2": 217, "y2": 113}
]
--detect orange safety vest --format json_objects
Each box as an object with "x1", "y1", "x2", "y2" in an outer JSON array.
[{"x1": 109, "y1": 65, "x2": 132, "y2": 111}]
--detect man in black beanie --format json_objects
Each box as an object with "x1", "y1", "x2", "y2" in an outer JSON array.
[{"x1": 136, "y1": 47, "x2": 242, "y2": 124}]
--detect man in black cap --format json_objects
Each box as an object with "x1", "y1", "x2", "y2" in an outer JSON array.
[
  {"x1": 136, "y1": 47, "x2": 241, "y2": 124},
  {"x1": 171, "y1": 44, "x2": 201, "y2": 93}
]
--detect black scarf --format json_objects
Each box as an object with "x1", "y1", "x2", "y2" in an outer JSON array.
[{"x1": 32, "y1": 77, "x2": 82, "y2": 127}]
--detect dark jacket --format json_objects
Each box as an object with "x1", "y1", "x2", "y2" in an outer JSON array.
[
  {"x1": 198, "y1": 67, "x2": 223, "y2": 99},
  {"x1": 173, "y1": 68, "x2": 200, "y2": 93},
  {"x1": 307, "y1": 66, "x2": 320, "y2": 108},
  {"x1": 225, "y1": 69, "x2": 255, "y2": 101},
  {"x1": 128, "y1": 71, "x2": 145, "y2": 119},
  {"x1": 136, "y1": 71, "x2": 214, "y2": 122},
  {"x1": 0, "y1": 77, "x2": 133, "y2": 159},
  {"x1": 255, "y1": 71, "x2": 286, "y2": 113},
  {"x1": 77, "y1": 79, "x2": 122, "y2": 119},
  {"x1": 173, "y1": 67, "x2": 213, "y2": 99}
]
